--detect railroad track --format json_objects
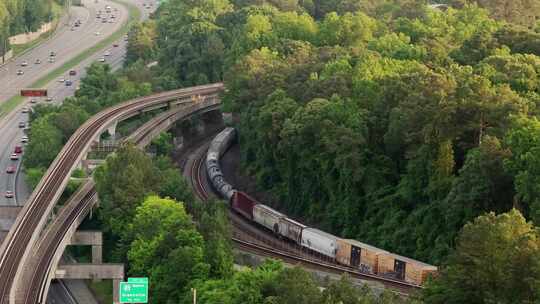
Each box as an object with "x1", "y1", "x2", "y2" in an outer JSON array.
[
  {"x1": 190, "y1": 144, "x2": 210, "y2": 201},
  {"x1": 0, "y1": 83, "x2": 224, "y2": 304},
  {"x1": 188, "y1": 137, "x2": 421, "y2": 295}
]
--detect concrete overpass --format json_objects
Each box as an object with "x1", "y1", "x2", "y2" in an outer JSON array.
[{"x1": 0, "y1": 83, "x2": 225, "y2": 304}]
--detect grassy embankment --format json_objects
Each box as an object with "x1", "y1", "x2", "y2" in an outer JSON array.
[
  {"x1": 0, "y1": 0, "x2": 141, "y2": 118},
  {"x1": 11, "y1": 2, "x2": 65, "y2": 56}
]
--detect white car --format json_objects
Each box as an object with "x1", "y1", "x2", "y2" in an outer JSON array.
[
  {"x1": 21, "y1": 107, "x2": 29, "y2": 113},
  {"x1": 30, "y1": 99, "x2": 37, "y2": 104},
  {"x1": 95, "y1": 31, "x2": 100, "y2": 36},
  {"x1": 21, "y1": 136, "x2": 29, "y2": 143},
  {"x1": 58, "y1": 78, "x2": 65, "y2": 83},
  {"x1": 48, "y1": 57, "x2": 55, "y2": 63},
  {"x1": 104, "y1": 50, "x2": 111, "y2": 56},
  {"x1": 21, "y1": 61, "x2": 28, "y2": 67},
  {"x1": 99, "y1": 57, "x2": 106, "y2": 62}
]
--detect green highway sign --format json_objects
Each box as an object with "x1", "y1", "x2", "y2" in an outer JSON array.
[
  {"x1": 119, "y1": 278, "x2": 148, "y2": 303},
  {"x1": 128, "y1": 277, "x2": 148, "y2": 284}
]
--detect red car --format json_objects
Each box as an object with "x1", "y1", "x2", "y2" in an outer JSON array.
[
  {"x1": 6, "y1": 166, "x2": 15, "y2": 174},
  {"x1": 14, "y1": 146, "x2": 23, "y2": 154}
]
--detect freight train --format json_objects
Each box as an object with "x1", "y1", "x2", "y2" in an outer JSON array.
[{"x1": 205, "y1": 127, "x2": 437, "y2": 286}]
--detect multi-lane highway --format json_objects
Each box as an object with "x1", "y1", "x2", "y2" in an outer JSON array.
[
  {"x1": 0, "y1": 1, "x2": 153, "y2": 303},
  {"x1": 0, "y1": 0, "x2": 128, "y2": 207},
  {"x1": 0, "y1": 0, "x2": 155, "y2": 208}
]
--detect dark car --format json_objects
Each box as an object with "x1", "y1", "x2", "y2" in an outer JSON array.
[
  {"x1": 65, "y1": 80, "x2": 73, "y2": 86},
  {"x1": 18, "y1": 122, "x2": 25, "y2": 128},
  {"x1": 69, "y1": 70, "x2": 77, "y2": 76}
]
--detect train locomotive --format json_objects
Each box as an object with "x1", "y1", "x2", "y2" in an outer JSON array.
[{"x1": 205, "y1": 128, "x2": 437, "y2": 286}]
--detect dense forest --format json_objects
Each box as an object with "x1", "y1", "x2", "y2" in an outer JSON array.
[
  {"x1": 132, "y1": 0, "x2": 540, "y2": 265},
  {"x1": 22, "y1": 0, "x2": 540, "y2": 302}
]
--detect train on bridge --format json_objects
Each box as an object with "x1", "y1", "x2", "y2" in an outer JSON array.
[{"x1": 205, "y1": 127, "x2": 437, "y2": 286}]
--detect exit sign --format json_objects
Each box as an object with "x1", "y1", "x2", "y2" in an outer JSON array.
[
  {"x1": 119, "y1": 278, "x2": 148, "y2": 303},
  {"x1": 20, "y1": 89, "x2": 47, "y2": 97}
]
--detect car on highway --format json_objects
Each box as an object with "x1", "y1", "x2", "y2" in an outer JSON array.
[
  {"x1": 21, "y1": 107, "x2": 29, "y2": 113},
  {"x1": 50, "y1": 51, "x2": 56, "y2": 57},
  {"x1": 113, "y1": 43, "x2": 119, "y2": 47},
  {"x1": 45, "y1": 97, "x2": 53, "y2": 102},
  {"x1": 95, "y1": 31, "x2": 100, "y2": 36},
  {"x1": 18, "y1": 122, "x2": 25, "y2": 128},
  {"x1": 65, "y1": 80, "x2": 73, "y2": 86},
  {"x1": 102, "y1": 18, "x2": 107, "y2": 23},
  {"x1": 48, "y1": 57, "x2": 55, "y2": 63},
  {"x1": 5, "y1": 191, "x2": 13, "y2": 198},
  {"x1": 30, "y1": 99, "x2": 37, "y2": 104},
  {"x1": 99, "y1": 57, "x2": 106, "y2": 62},
  {"x1": 69, "y1": 70, "x2": 77, "y2": 76},
  {"x1": 104, "y1": 50, "x2": 111, "y2": 56},
  {"x1": 35, "y1": 59, "x2": 41, "y2": 64},
  {"x1": 96, "y1": 14, "x2": 101, "y2": 19},
  {"x1": 21, "y1": 136, "x2": 28, "y2": 143},
  {"x1": 58, "y1": 77, "x2": 65, "y2": 83},
  {"x1": 10, "y1": 153, "x2": 19, "y2": 161},
  {"x1": 6, "y1": 166, "x2": 15, "y2": 174},
  {"x1": 21, "y1": 61, "x2": 28, "y2": 67},
  {"x1": 14, "y1": 146, "x2": 22, "y2": 154},
  {"x1": 16, "y1": 70, "x2": 24, "y2": 75}
]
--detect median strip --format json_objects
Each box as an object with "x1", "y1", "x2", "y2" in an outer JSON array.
[{"x1": 0, "y1": 0, "x2": 142, "y2": 118}]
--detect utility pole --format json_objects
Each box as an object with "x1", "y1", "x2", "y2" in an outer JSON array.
[
  {"x1": 2, "y1": 37, "x2": 6, "y2": 64},
  {"x1": 191, "y1": 288, "x2": 197, "y2": 304}
]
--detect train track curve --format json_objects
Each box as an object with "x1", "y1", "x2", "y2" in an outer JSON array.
[{"x1": 188, "y1": 133, "x2": 422, "y2": 295}]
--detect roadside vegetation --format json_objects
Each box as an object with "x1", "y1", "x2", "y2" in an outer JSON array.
[
  {"x1": 22, "y1": 0, "x2": 540, "y2": 302},
  {"x1": 0, "y1": 0, "x2": 65, "y2": 56}
]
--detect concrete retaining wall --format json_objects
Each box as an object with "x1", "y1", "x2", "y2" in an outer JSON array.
[{"x1": 9, "y1": 22, "x2": 53, "y2": 45}]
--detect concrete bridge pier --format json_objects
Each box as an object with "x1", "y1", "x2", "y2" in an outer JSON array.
[{"x1": 106, "y1": 121, "x2": 118, "y2": 139}]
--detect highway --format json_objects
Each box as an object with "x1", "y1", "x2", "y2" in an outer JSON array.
[
  {"x1": 0, "y1": 0, "x2": 153, "y2": 303},
  {"x1": 0, "y1": 83, "x2": 224, "y2": 304},
  {"x1": 0, "y1": 0, "x2": 155, "y2": 210},
  {"x1": 0, "y1": 0, "x2": 128, "y2": 208}
]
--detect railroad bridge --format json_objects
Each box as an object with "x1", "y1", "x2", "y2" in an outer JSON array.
[{"x1": 0, "y1": 84, "x2": 225, "y2": 304}]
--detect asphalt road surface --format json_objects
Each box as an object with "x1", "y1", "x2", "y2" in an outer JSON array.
[
  {"x1": 0, "y1": 0, "x2": 154, "y2": 302},
  {"x1": 0, "y1": 0, "x2": 155, "y2": 207}
]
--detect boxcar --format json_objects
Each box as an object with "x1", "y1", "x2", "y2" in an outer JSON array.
[
  {"x1": 231, "y1": 191, "x2": 257, "y2": 220},
  {"x1": 278, "y1": 217, "x2": 306, "y2": 244},
  {"x1": 301, "y1": 228, "x2": 339, "y2": 259},
  {"x1": 253, "y1": 204, "x2": 285, "y2": 234},
  {"x1": 336, "y1": 239, "x2": 387, "y2": 274},
  {"x1": 377, "y1": 252, "x2": 438, "y2": 285}
]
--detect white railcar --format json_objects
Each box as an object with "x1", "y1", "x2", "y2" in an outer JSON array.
[
  {"x1": 301, "y1": 228, "x2": 339, "y2": 258},
  {"x1": 279, "y1": 217, "x2": 306, "y2": 244},
  {"x1": 253, "y1": 204, "x2": 285, "y2": 234}
]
